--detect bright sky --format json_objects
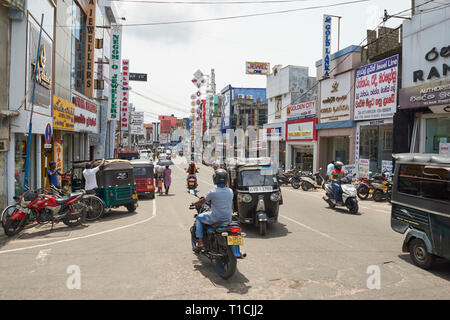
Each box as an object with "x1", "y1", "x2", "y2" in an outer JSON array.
[{"x1": 116, "y1": 0, "x2": 411, "y2": 123}]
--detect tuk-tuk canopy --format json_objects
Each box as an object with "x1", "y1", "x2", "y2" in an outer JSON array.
[
  {"x1": 393, "y1": 153, "x2": 450, "y2": 165},
  {"x1": 225, "y1": 157, "x2": 272, "y2": 167},
  {"x1": 73, "y1": 159, "x2": 135, "y2": 188}
]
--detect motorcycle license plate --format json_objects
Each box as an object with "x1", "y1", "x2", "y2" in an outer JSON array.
[
  {"x1": 227, "y1": 235, "x2": 243, "y2": 245},
  {"x1": 188, "y1": 182, "x2": 195, "y2": 186},
  {"x1": 369, "y1": 189, "x2": 374, "y2": 193}
]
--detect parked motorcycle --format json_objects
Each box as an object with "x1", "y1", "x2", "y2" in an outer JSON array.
[
  {"x1": 2, "y1": 188, "x2": 87, "y2": 236},
  {"x1": 323, "y1": 174, "x2": 359, "y2": 214},
  {"x1": 290, "y1": 171, "x2": 303, "y2": 189},
  {"x1": 372, "y1": 173, "x2": 393, "y2": 202},
  {"x1": 188, "y1": 189, "x2": 246, "y2": 279},
  {"x1": 356, "y1": 171, "x2": 389, "y2": 200},
  {"x1": 300, "y1": 169, "x2": 325, "y2": 191},
  {"x1": 276, "y1": 169, "x2": 293, "y2": 187}
]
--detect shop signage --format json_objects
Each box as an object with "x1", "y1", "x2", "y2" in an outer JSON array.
[
  {"x1": 108, "y1": 24, "x2": 122, "y2": 121},
  {"x1": 439, "y1": 143, "x2": 450, "y2": 154},
  {"x1": 354, "y1": 55, "x2": 398, "y2": 120},
  {"x1": 89, "y1": 133, "x2": 101, "y2": 146},
  {"x1": 221, "y1": 86, "x2": 231, "y2": 129},
  {"x1": 322, "y1": 15, "x2": 332, "y2": 78},
  {"x1": 53, "y1": 96, "x2": 74, "y2": 131},
  {"x1": 286, "y1": 119, "x2": 317, "y2": 141},
  {"x1": 84, "y1": 0, "x2": 96, "y2": 98},
  {"x1": 320, "y1": 71, "x2": 351, "y2": 123},
  {"x1": 28, "y1": 20, "x2": 52, "y2": 109},
  {"x1": 130, "y1": 112, "x2": 145, "y2": 135},
  {"x1": 287, "y1": 100, "x2": 316, "y2": 120},
  {"x1": 73, "y1": 95, "x2": 98, "y2": 133},
  {"x1": 413, "y1": 45, "x2": 450, "y2": 83},
  {"x1": 54, "y1": 140, "x2": 64, "y2": 176},
  {"x1": 129, "y1": 73, "x2": 148, "y2": 81},
  {"x1": 246, "y1": 62, "x2": 270, "y2": 75},
  {"x1": 382, "y1": 160, "x2": 393, "y2": 174},
  {"x1": 359, "y1": 159, "x2": 370, "y2": 178},
  {"x1": 343, "y1": 164, "x2": 357, "y2": 176},
  {"x1": 121, "y1": 59, "x2": 130, "y2": 131},
  {"x1": 399, "y1": 78, "x2": 450, "y2": 109}
]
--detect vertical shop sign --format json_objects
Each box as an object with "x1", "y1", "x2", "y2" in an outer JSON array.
[
  {"x1": 359, "y1": 159, "x2": 370, "y2": 178},
  {"x1": 84, "y1": 0, "x2": 96, "y2": 98},
  {"x1": 322, "y1": 15, "x2": 332, "y2": 78},
  {"x1": 108, "y1": 24, "x2": 122, "y2": 120},
  {"x1": 54, "y1": 140, "x2": 64, "y2": 184},
  {"x1": 121, "y1": 59, "x2": 129, "y2": 131}
]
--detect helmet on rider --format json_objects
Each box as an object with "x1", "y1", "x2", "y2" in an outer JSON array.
[
  {"x1": 334, "y1": 161, "x2": 344, "y2": 170},
  {"x1": 213, "y1": 168, "x2": 228, "y2": 186}
]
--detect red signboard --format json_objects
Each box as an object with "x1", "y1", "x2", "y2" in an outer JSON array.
[{"x1": 160, "y1": 119, "x2": 172, "y2": 133}]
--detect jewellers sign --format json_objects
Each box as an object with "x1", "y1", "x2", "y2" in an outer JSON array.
[
  {"x1": 246, "y1": 62, "x2": 270, "y2": 75},
  {"x1": 354, "y1": 55, "x2": 399, "y2": 120},
  {"x1": 84, "y1": 0, "x2": 96, "y2": 98},
  {"x1": 320, "y1": 71, "x2": 351, "y2": 123},
  {"x1": 287, "y1": 100, "x2": 316, "y2": 120},
  {"x1": 399, "y1": 78, "x2": 450, "y2": 109},
  {"x1": 286, "y1": 119, "x2": 317, "y2": 141},
  {"x1": 108, "y1": 24, "x2": 122, "y2": 121}
]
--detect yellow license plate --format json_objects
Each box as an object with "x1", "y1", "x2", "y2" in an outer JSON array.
[
  {"x1": 227, "y1": 235, "x2": 243, "y2": 245},
  {"x1": 369, "y1": 189, "x2": 374, "y2": 193},
  {"x1": 132, "y1": 194, "x2": 138, "y2": 199}
]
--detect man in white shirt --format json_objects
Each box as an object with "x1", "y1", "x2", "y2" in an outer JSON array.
[{"x1": 83, "y1": 159, "x2": 105, "y2": 194}]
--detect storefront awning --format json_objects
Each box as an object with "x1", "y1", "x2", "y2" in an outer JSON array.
[{"x1": 316, "y1": 120, "x2": 356, "y2": 130}]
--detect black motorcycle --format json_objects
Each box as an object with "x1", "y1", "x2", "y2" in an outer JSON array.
[
  {"x1": 188, "y1": 190, "x2": 246, "y2": 279},
  {"x1": 290, "y1": 171, "x2": 303, "y2": 189}
]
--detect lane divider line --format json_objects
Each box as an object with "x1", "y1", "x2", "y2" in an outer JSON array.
[{"x1": 0, "y1": 198, "x2": 157, "y2": 255}]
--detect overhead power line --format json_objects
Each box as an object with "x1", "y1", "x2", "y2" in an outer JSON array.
[{"x1": 108, "y1": 0, "x2": 312, "y2": 4}]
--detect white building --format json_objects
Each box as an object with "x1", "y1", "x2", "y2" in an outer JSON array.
[{"x1": 266, "y1": 65, "x2": 317, "y2": 170}]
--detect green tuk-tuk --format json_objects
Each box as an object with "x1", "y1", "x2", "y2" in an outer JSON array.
[
  {"x1": 391, "y1": 153, "x2": 450, "y2": 269},
  {"x1": 72, "y1": 159, "x2": 138, "y2": 213}
]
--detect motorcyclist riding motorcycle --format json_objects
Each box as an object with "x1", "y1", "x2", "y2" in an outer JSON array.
[
  {"x1": 329, "y1": 161, "x2": 345, "y2": 205},
  {"x1": 191, "y1": 169, "x2": 233, "y2": 248},
  {"x1": 187, "y1": 162, "x2": 198, "y2": 176}
]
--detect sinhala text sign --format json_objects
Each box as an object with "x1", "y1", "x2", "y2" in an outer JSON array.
[{"x1": 354, "y1": 55, "x2": 399, "y2": 120}]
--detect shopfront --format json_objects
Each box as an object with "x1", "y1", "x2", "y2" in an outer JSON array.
[
  {"x1": 285, "y1": 118, "x2": 317, "y2": 172},
  {"x1": 263, "y1": 122, "x2": 286, "y2": 169}
]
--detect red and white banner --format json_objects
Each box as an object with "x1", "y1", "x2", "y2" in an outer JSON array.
[{"x1": 121, "y1": 59, "x2": 130, "y2": 131}]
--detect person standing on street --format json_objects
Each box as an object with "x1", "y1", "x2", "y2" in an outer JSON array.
[
  {"x1": 83, "y1": 159, "x2": 105, "y2": 194},
  {"x1": 163, "y1": 165, "x2": 172, "y2": 195},
  {"x1": 47, "y1": 162, "x2": 63, "y2": 188}
]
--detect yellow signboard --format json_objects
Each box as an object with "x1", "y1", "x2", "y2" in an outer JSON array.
[{"x1": 53, "y1": 96, "x2": 74, "y2": 131}]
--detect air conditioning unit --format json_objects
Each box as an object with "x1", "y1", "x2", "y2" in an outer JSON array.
[
  {"x1": 246, "y1": 95, "x2": 253, "y2": 100},
  {"x1": 238, "y1": 94, "x2": 245, "y2": 99},
  {"x1": 257, "y1": 98, "x2": 263, "y2": 103}
]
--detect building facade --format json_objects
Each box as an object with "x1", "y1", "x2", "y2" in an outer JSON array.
[{"x1": 398, "y1": 0, "x2": 450, "y2": 155}]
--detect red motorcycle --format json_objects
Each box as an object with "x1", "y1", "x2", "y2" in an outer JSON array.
[{"x1": 2, "y1": 188, "x2": 87, "y2": 237}]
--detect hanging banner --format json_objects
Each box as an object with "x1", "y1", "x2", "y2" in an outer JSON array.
[
  {"x1": 84, "y1": 0, "x2": 96, "y2": 98},
  {"x1": 108, "y1": 24, "x2": 122, "y2": 121},
  {"x1": 53, "y1": 140, "x2": 64, "y2": 180},
  {"x1": 354, "y1": 55, "x2": 399, "y2": 120},
  {"x1": 322, "y1": 15, "x2": 332, "y2": 78},
  {"x1": 121, "y1": 59, "x2": 130, "y2": 131},
  {"x1": 130, "y1": 112, "x2": 145, "y2": 135}
]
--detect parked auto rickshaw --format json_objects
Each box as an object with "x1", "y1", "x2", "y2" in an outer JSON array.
[
  {"x1": 72, "y1": 159, "x2": 138, "y2": 213},
  {"x1": 391, "y1": 153, "x2": 450, "y2": 269},
  {"x1": 227, "y1": 158, "x2": 283, "y2": 236},
  {"x1": 130, "y1": 159, "x2": 155, "y2": 199}
]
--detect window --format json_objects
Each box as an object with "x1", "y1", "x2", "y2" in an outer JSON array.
[
  {"x1": 71, "y1": 2, "x2": 86, "y2": 94},
  {"x1": 275, "y1": 96, "x2": 282, "y2": 119},
  {"x1": 398, "y1": 164, "x2": 450, "y2": 203},
  {"x1": 240, "y1": 170, "x2": 275, "y2": 186},
  {"x1": 425, "y1": 117, "x2": 450, "y2": 153}
]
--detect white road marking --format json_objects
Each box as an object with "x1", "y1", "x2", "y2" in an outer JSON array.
[
  {"x1": 0, "y1": 198, "x2": 157, "y2": 255},
  {"x1": 35, "y1": 249, "x2": 51, "y2": 265},
  {"x1": 280, "y1": 215, "x2": 353, "y2": 249}
]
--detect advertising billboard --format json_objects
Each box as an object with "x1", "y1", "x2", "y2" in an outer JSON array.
[
  {"x1": 354, "y1": 55, "x2": 399, "y2": 120},
  {"x1": 246, "y1": 62, "x2": 270, "y2": 75}
]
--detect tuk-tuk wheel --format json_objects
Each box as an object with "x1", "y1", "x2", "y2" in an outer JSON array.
[
  {"x1": 409, "y1": 238, "x2": 435, "y2": 270},
  {"x1": 149, "y1": 191, "x2": 155, "y2": 199},
  {"x1": 125, "y1": 203, "x2": 137, "y2": 213}
]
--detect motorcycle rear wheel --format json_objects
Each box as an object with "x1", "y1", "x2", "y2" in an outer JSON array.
[
  {"x1": 291, "y1": 179, "x2": 300, "y2": 189},
  {"x1": 81, "y1": 196, "x2": 104, "y2": 221},
  {"x1": 372, "y1": 190, "x2": 385, "y2": 202},
  {"x1": 215, "y1": 246, "x2": 237, "y2": 279},
  {"x1": 357, "y1": 185, "x2": 370, "y2": 200},
  {"x1": 302, "y1": 181, "x2": 312, "y2": 191}
]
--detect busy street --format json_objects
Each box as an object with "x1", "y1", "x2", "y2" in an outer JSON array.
[{"x1": 1, "y1": 159, "x2": 449, "y2": 300}]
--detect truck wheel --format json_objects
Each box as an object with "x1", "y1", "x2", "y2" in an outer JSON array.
[{"x1": 409, "y1": 238, "x2": 435, "y2": 270}]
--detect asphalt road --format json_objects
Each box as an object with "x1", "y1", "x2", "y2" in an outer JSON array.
[{"x1": 0, "y1": 158, "x2": 449, "y2": 299}]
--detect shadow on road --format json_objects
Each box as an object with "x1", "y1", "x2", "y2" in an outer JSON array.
[
  {"x1": 193, "y1": 256, "x2": 251, "y2": 295},
  {"x1": 398, "y1": 254, "x2": 450, "y2": 281},
  {"x1": 241, "y1": 222, "x2": 290, "y2": 239},
  {"x1": 99, "y1": 209, "x2": 138, "y2": 222},
  {"x1": 324, "y1": 206, "x2": 362, "y2": 216}
]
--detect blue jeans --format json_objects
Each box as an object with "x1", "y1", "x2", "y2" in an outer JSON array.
[
  {"x1": 195, "y1": 212, "x2": 216, "y2": 238},
  {"x1": 332, "y1": 183, "x2": 341, "y2": 202}
]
